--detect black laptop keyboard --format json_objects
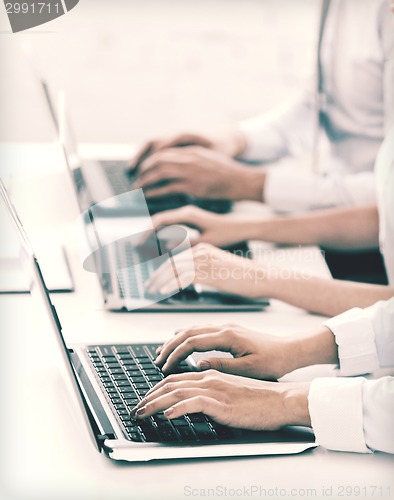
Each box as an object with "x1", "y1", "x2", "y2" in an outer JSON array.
[
  {"x1": 86, "y1": 343, "x2": 235, "y2": 443},
  {"x1": 102, "y1": 161, "x2": 132, "y2": 196},
  {"x1": 115, "y1": 241, "x2": 155, "y2": 299},
  {"x1": 114, "y1": 240, "x2": 197, "y2": 303}
]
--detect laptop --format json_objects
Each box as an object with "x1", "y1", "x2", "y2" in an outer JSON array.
[
  {"x1": 39, "y1": 78, "x2": 232, "y2": 217},
  {"x1": 1, "y1": 179, "x2": 317, "y2": 461},
  {"x1": 78, "y1": 195, "x2": 269, "y2": 311},
  {"x1": 41, "y1": 81, "x2": 269, "y2": 312}
]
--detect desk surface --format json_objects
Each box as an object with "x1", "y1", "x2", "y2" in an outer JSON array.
[{"x1": 0, "y1": 143, "x2": 393, "y2": 500}]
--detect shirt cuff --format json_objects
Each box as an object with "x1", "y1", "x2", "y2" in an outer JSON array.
[
  {"x1": 238, "y1": 119, "x2": 287, "y2": 163},
  {"x1": 308, "y1": 377, "x2": 371, "y2": 453},
  {"x1": 264, "y1": 168, "x2": 377, "y2": 213},
  {"x1": 323, "y1": 308, "x2": 380, "y2": 377}
]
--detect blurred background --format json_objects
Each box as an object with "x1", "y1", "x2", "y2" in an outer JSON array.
[{"x1": 0, "y1": 0, "x2": 319, "y2": 145}]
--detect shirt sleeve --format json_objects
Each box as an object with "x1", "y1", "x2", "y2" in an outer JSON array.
[
  {"x1": 308, "y1": 298, "x2": 394, "y2": 454},
  {"x1": 264, "y1": 169, "x2": 377, "y2": 212},
  {"x1": 238, "y1": 88, "x2": 316, "y2": 163},
  {"x1": 322, "y1": 299, "x2": 394, "y2": 377},
  {"x1": 308, "y1": 376, "x2": 394, "y2": 454}
]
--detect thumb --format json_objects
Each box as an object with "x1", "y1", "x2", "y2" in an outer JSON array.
[{"x1": 197, "y1": 356, "x2": 246, "y2": 375}]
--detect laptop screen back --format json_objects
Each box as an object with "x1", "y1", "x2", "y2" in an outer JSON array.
[{"x1": 0, "y1": 180, "x2": 99, "y2": 450}]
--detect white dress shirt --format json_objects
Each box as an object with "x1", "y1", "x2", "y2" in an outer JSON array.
[
  {"x1": 375, "y1": 126, "x2": 394, "y2": 283},
  {"x1": 239, "y1": 0, "x2": 394, "y2": 212},
  {"x1": 307, "y1": 122, "x2": 394, "y2": 454},
  {"x1": 309, "y1": 300, "x2": 394, "y2": 454}
]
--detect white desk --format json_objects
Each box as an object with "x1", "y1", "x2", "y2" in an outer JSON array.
[{"x1": 0, "y1": 144, "x2": 393, "y2": 500}]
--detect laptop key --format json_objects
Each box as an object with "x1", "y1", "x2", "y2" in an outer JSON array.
[
  {"x1": 136, "y1": 387, "x2": 149, "y2": 397},
  {"x1": 114, "y1": 345, "x2": 131, "y2": 354},
  {"x1": 176, "y1": 426, "x2": 197, "y2": 441},
  {"x1": 157, "y1": 422, "x2": 179, "y2": 442},
  {"x1": 192, "y1": 422, "x2": 216, "y2": 441},
  {"x1": 130, "y1": 346, "x2": 145, "y2": 357},
  {"x1": 118, "y1": 353, "x2": 134, "y2": 361},
  {"x1": 188, "y1": 413, "x2": 207, "y2": 423},
  {"x1": 134, "y1": 382, "x2": 150, "y2": 390},
  {"x1": 118, "y1": 386, "x2": 137, "y2": 394},
  {"x1": 124, "y1": 399, "x2": 140, "y2": 406},
  {"x1": 123, "y1": 420, "x2": 139, "y2": 429},
  {"x1": 116, "y1": 380, "x2": 133, "y2": 388},
  {"x1": 170, "y1": 417, "x2": 190, "y2": 427},
  {"x1": 104, "y1": 386, "x2": 118, "y2": 394},
  {"x1": 143, "y1": 368, "x2": 160, "y2": 375},
  {"x1": 110, "y1": 397, "x2": 123, "y2": 404},
  {"x1": 127, "y1": 432, "x2": 143, "y2": 442},
  {"x1": 211, "y1": 424, "x2": 235, "y2": 440},
  {"x1": 138, "y1": 360, "x2": 154, "y2": 366},
  {"x1": 102, "y1": 355, "x2": 117, "y2": 363},
  {"x1": 103, "y1": 381, "x2": 117, "y2": 389},
  {"x1": 107, "y1": 367, "x2": 124, "y2": 374},
  {"x1": 146, "y1": 374, "x2": 163, "y2": 382},
  {"x1": 135, "y1": 355, "x2": 150, "y2": 361},
  {"x1": 145, "y1": 344, "x2": 161, "y2": 358},
  {"x1": 97, "y1": 346, "x2": 114, "y2": 357},
  {"x1": 138, "y1": 419, "x2": 159, "y2": 441},
  {"x1": 124, "y1": 370, "x2": 141, "y2": 377},
  {"x1": 179, "y1": 361, "x2": 191, "y2": 370}
]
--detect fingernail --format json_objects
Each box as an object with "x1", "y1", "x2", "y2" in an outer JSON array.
[
  {"x1": 164, "y1": 407, "x2": 174, "y2": 417},
  {"x1": 156, "y1": 346, "x2": 162, "y2": 354},
  {"x1": 136, "y1": 407, "x2": 146, "y2": 417},
  {"x1": 198, "y1": 360, "x2": 211, "y2": 371}
]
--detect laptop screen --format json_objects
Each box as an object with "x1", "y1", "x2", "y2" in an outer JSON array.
[{"x1": 0, "y1": 180, "x2": 100, "y2": 450}]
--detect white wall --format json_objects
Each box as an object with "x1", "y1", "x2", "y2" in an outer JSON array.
[{"x1": 0, "y1": 0, "x2": 319, "y2": 144}]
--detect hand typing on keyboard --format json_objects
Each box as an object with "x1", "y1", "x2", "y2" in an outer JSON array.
[
  {"x1": 130, "y1": 370, "x2": 311, "y2": 431},
  {"x1": 153, "y1": 323, "x2": 298, "y2": 380},
  {"x1": 127, "y1": 323, "x2": 339, "y2": 432}
]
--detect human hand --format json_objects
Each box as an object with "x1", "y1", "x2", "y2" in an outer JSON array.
[
  {"x1": 154, "y1": 323, "x2": 297, "y2": 379},
  {"x1": 131, "y1": 370, "x2": 311, "y2": 431},
  {"x1": 132, "y1": 146, "x2": 265, "y2": 201},
  {"x1": 151, "y1": 206, "x2": 252, "y2": 248},
  {"x1": 128, "y1": 130, "x2": 247, "y2": 171},
  {"x1": 145, "y1": 242, "x2": 267, "y2": 298}
]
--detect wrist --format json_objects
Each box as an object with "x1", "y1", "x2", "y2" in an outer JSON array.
[
  {"x1": 229, "y1": 130, "x2": 247, "y2": 157},
  {"x1": 282, "y1": 382, "x2": 311, "y2": 427},
  {"x1": 238, "y1": 168, "x2": 266, "y2": 202},
  {"x1": 293, "y1": 327, "x2": 339, "y2": 369}
]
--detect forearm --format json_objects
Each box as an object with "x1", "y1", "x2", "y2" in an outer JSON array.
[
  {"x1": 259, "y1": 273, "x2": 394, "y2": 317},
  {"x1": 241, "y1": 205, "x2": 379, "y2": 251},
  {"x1": 285, "y1": 327, "x2": 339, "y2": 372}
]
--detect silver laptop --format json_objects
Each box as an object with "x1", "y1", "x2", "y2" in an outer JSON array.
[
  {"x1": 41, "y1": 80, "x2": 269, "y2": 312},
  {"x1": 1, "y1": 179, "x2": 316, "y2": 461},
  {"x1": 40, "y1": 79, "x2": 232, "y2": 217},
  {"x1": 80, "y1": 203, "x2": 269, "y2": 312}
]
